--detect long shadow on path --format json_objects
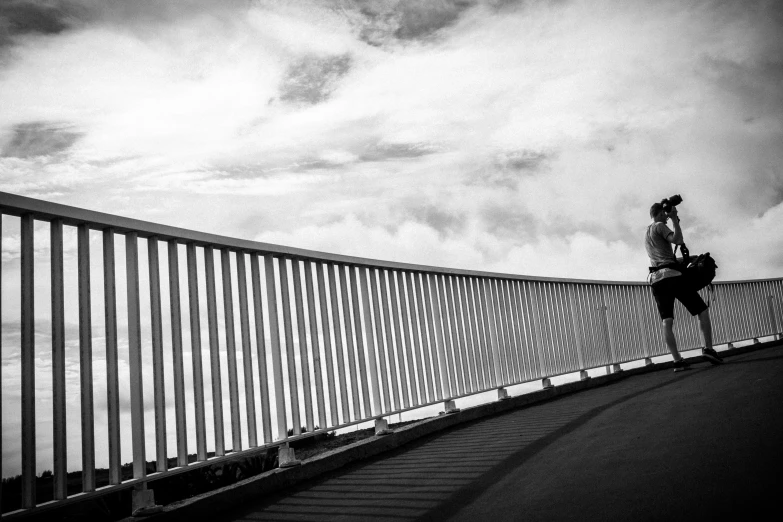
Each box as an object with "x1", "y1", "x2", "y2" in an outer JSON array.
[{"x1": 218, "y1": 348, "x2": 783, "y2": 521}]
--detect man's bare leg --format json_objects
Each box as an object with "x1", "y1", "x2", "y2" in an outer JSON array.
[
  {"x1": 698, "y1": 308, "x2": 713, "y2": 350},
  {"x1": 663, "y1": 318, "x2": 683, "y2": 361},
  {"x1": 699, "y1": 308, "x2": 723, "y2": 363}
]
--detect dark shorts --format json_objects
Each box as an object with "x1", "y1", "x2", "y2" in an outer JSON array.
[{"x1": 651, "y1": 275, "x2": 707, "y2": 320}]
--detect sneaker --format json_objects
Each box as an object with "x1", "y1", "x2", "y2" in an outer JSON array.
[
  {"x1": 673, "y1": 359, "x2": 691, "y2": 372},
  {"x1": 703, "y1": 347, "x2": 724, "y2": 365}
]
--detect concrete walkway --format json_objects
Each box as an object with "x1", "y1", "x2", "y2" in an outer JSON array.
[{"x1": 216, "y1": 346, "x2": 783, "y2": 521}]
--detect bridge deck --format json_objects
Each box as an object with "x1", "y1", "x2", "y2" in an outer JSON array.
[{"x1": 212, "y1": 345, "x2": 782, "y2": 521}]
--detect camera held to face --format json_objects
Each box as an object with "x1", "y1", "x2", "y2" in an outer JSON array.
[{"x1": 661, "y1": 194, "x2": 683, "y2": 213}]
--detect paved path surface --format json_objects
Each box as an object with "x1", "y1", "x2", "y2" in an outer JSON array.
[{"x1": 217, "y1": 346, "x2": 783, "y2": 521}]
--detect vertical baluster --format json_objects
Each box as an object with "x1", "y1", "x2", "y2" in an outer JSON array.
[
  {"x1": 471, "y1": 278, "x2": 491, "y2": 388},
  {"x1": 464, "y1": 277, "x2": 485, "y2": 390},
  {"x1": 126, "y1": 232, "x2": 146, "y2": 479},
  {"x1": 278, "y1": 258, "x2": 301, "y2": 435},
  {"x1": 378, "y1": 269, "x2": 400, "y2": 410},
  {"x1": 204, "y1": 247, "x2": 225, "y2": 455},
  {"x1": 552, "y1": 284, "x2": 570, "y2": 372},
  {"x1": 168, "y1": 241, "x2": 188, "y2": 466},
  {"x1": 0, "y1": 214, "x2": 2, "y2": 513},
  {"x1": 348, "y1": 266, "x2": 371, "y2": 417},
  {"x1": 264, "y1": 255, "x2": 288, "y2": 440},
  {"x1": 104, "y1": 231, "x2": 121, "y2": 481},
  {"x1": 490, "y1": 279, "x2": 511, "y2": 385},
  {"x1": 478, "y1": 278, "x2": 499, "y2": 387},
  {"x1": 412, "y1": 273, "x2": 437, "y2": 402},
  {"x1": 389, "y1": 271, "x2": 411, "y2": 408},
  {"x1": 499, "y1": 280, "x2": 519, "y2": 383},
  {"x1": 292, "y1": 259, "x2": 315, "y2": 431},
  {"x1": 251, "y1": 254, "x2": 272, "y2": 443},
  {"x1": 399, "y1": 272, "x2": 422, "y2": 405},
  {"x1": 509, "y1": 281, "x2": 533, "y2": 381},
  {"x1": 434, "y1": 275, "x2": 457, "y2": 396},
  {"x1": 220, "y1": 249, "x2": 242, "y2": 451},
  {"x1": 51, "y1": 220, "x2": 67, "y2": 498},
  {"x1": 305, "y1": 261, "x2": 327, "y2": 429},
  {"x1": 315, "y1": 262, "x2": 339, "y2": 426},
  {"x1": 327, "y1": 263, "x2": 350, "y2": 422},
  {"x1": 408, "y1": 272, "x2": 433, "y2": 402},
  {"x1": 421, "y1": 274, "x2": 444, "y2": 400},
  {"x1": 371, "y1": 269, "x2": 392, "y2": 411},
  {"x1": 21, "y1": 214, "x2": 35, "y2": 507},
  {"x1": 236, "y1": 253, "x2": 257, "y2": 447},
  {"x1": 358, "y1": 267, "x2": 382, "y2": 415},
  {"x1": 445, "y1": 276, "x2": 468, "y2": 394},
  {"x1": 148, "y1": 238, "x2": 167, "y2": 471},
  {"x1": 457, "y1": 277, "x2": 479, "y2": 392},
  {"x1": 78, "y1": 225, "x2": 96, "y2": 491},
  {"x1": 187, "y1": 243, "x2": 208, "y2": 460},
  {"x1": 337, "y1": 265, "x2": 360, "y2": 419},
  {"x1": 566, "y1": 285, "x2": 586, "y2": 371},
  {"x1": 424, "y1": 274, "x2": 454, "y2": 399},
  {"x1": 503, "y1": 280, "x2": 523, "y2": 383}
]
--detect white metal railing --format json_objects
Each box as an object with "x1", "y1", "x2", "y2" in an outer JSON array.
[{"x1": 1, "y1": 190, "x2": 781, "y2": 516}]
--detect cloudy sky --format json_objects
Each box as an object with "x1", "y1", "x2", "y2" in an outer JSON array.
[
  {"x1": 1, "y1": 0, "x2": 782, "y2": 477},
  {"x1": 1, "y1": 0, "x2": 781, "y2": 281}
]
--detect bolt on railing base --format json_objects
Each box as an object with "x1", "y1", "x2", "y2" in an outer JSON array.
[
  {"x1": 497, "y1": 388, "x2": 510, "y2": 400},
  {"x1": 579, "y1": 370, "x2": 590, "y2": 381},
  {"x1": 375, "y1": 418, "x2": 393, "y2": 436},
  {"x1": 444, "y1": 399, "x2": 461, "y2": 414},
  {"x1": 131, "y1": 484, "x2": 162, "y2": 517},
  {"x1": 278, "y1": 443, "x2": 301, "y2": 468},
  {"x1": 644, "y1": 358, "x2": 653, "y2": 366},
  {"x1": 542, "y1": 378, "x2": 554, "y2": 389}
]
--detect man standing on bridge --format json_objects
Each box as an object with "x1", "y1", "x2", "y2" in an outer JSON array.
[{"x1": 645, "y1": 201, "x2": 723, "y2": 371}]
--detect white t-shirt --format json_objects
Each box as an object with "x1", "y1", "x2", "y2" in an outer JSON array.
[{"x1": 645, "y1": 222, "x2": 681, "y2": 284}]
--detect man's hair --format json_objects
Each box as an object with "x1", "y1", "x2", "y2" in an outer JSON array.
[{"x1": 650, "y1": 202, "x2": 663, "y2": 219}]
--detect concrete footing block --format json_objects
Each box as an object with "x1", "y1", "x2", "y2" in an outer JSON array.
[
  {"x1": 542, "y1": 378, "x2": 554, "y2": 389},
  {"x1": 644, "y1": 358, "x2": 653, "y2": 366},
  {"x1": 375, "y1": 418, "x2": 393, "y2": 436},
  {"x1": 444, "y1": 399, "x2": 460, "y2": 414},
  {"x1": 131, "y1": 486, "x2": 161, "y2": 517},
  {"x1": 497, "y1": 388, "x2": 510, "y2": 400},
  {"x1": 579, "y1": 370, "x2": 590, "y2": 381},
  {"x1": 278, "y1": 444, "x2": 301, "y2": 468}
]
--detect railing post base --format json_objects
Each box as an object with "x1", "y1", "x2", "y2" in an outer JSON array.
[
  {"x1": 611, "y1": 364, "x2": 623, "y2": 374},
  {"x1": 278, "y1": 443, "x2": 301, "y2": 468},
  {"x1": 579, "y1": 370, "x2": 590, "y2": 381},
  {"x1": 444, "y1": 400, "x2": 460, "y2": 414},
  {"x1": 131, "y1": 484, "x2": 161, "y2": 517},
  {"x1": 497, "y1": 388, "x2": 510, "y2": 400},
  {"x1": 644, "y1": 358, "x2": 653, "y2": 366},
  {"x1": 375, "y1": 418, "x2": 393, "y2": 436},
  {"x1": 753, "y1": 338, "x2": 760, "y2": 344},
  {"x1": 727, "y1": 343, "x2": 735, "y2": 350},
  {"x1": 542, "y1": 378, "x2": 554, "y2": 390}
]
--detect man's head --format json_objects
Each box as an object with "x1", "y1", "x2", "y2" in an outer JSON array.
[{"x1": 650, "y1": 202, "x2": 666, "y2": 221}]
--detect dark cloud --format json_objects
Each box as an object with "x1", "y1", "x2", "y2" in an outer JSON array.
[
  {"x1": 359, "y1": 141, "x2": 438, "y2": 162},
  {"x1": 2, "y1": 121, "x2": 82, "y2": 158},
  {"x1": 481, "y1": 205, "x2": 536, "y2": 241},
  {"x1": 0, "y1": 1, "x2": 77, "y2": 41},
  {"x1": 351, "y1": 0, "x2": 476, "y2": 46},
  {"x1": 401, "y1": 201, "x2": 466, "y2": 236},
  {"x1": 278, "y1": 53, "x2": 352, "y2": 105}
]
